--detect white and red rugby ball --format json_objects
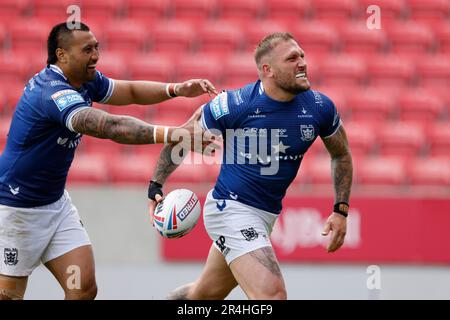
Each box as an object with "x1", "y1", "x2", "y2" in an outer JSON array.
[{"x1": 153, "y1": 189, "x2": 201, "y2": 239}]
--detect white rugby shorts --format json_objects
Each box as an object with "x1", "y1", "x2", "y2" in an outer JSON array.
[
  {"x1": 0, "y1": 190, "x2": 91, "y2": 276},
  {"x1": 203, "y1": 190, "x2": 278, "y2": 265}
]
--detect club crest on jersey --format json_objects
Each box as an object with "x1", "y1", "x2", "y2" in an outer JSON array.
[
  {"x1": 300, "y1": 125, "x2": 315, "y2": 141},
  {"x1": 51, "y1": 89, "x2": 84, "y2": 111},
  {"x1": 210, "y1": 91, "x2": 229, "y2": 120}
]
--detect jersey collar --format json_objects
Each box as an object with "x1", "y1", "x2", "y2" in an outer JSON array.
[{"x1": 48, "y1": 64, "x2": 68, "y2": 81}]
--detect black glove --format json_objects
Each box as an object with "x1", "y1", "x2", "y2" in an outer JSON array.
[{"x1": 148, "y1": 180, "x2": 163, "y2": 201}]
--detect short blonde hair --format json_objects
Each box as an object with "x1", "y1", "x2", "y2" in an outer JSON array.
[{"x1": 254, "y1": 32, "x2": 294, "y2": 70}]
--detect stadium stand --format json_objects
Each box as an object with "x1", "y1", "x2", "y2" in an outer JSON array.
[{"x1": 0, "y1": 0, "x2": 448, "y2": 188}]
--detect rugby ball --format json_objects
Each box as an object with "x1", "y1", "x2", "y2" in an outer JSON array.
[{"x1": 153, "y1": 189, "x2": 201, "y2": 239}]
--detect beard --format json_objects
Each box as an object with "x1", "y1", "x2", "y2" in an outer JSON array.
[{"x1": 274, "y1": 74, "x2": 310, "y2": 95}]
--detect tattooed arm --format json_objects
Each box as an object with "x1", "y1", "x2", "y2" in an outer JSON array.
[
  {"x1": 152, "y1": 144, "x2": 187, "y2": 185},
  {"x1": 71, "y1": 108, "x2": 159, "y2": 144},
  {"x1": 322, "y1": 125, "x2": 353, "y2": 205},
  {"x1": 320, "y1": 125, "x2": 353, "y2": 253}
]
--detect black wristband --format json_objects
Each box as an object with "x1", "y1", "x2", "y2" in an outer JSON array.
[
  {"x1": 333, "y1": 202, "x2": 349, "y2": 218},
  {"x1": 148, "y1": 180, "x2": 163, "y2": 201}
]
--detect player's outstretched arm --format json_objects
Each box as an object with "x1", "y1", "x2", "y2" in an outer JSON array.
[
  {"x1": 147, "y1": 107, "x2": 220, "y2": 216},
  {"x1": 321, "y1": 125, "x2": 353, "y2": 253},
  {"x1": 71, "y1": 107, "x2": 167, "y2": 144},
  {"x1": 106, "y1": 79, "x2": 218, "y2": 106}
]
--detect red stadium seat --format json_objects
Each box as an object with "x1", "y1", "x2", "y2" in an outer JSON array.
[
  {"x1": 366, "y1": 54, "x2": 415, "y2": 88},
  {"x1": 356, "y1": 0, "x2": 406, "y2": 24},
  {"x1": 398, "y1": 89, "x2": 446, "y2": 122},
  {"x1": 310, "y1": 0, "x2": 359, "y2": 27},
  {"x1": 125, "y1": 0, "x2": 169, "y2": 22},
  {"x1": 344, "y1": 121, "x2": 377, "y2": 157},
  {"x1": 10, "y1": 19, "x2": 50, "y2": 52},
  {"x1": 0, "y1": 117, "x2": 11, "y2": 145},
  {"x1": 407, "y1": 0, "x2": 450, "y2": 23},
  {"x1": 172, "y1": 0, "x2": 216, "y2": 28},
  {"x1": 346, "y1": 88, "x2": 395, "y2": 122},
  {"x1": 313, "y1": 86, "x2": 348, "y2": 117},
  {"x1": 153, "y1": 97, "x2": 198, "y2": 120},
  {"x1": 357, "y1": 156, "x2": 406, "y2": 185},
  {"x1": 0, "y1": 53, "x2": 30, "y2": 82},
  {"x1": 222, "y1": 53, "x2": 258, "y2": 88},
  {"x1": 433, "y1": 22, "x2": 450, "y2": 54},
  {"x1": 197, "y1": 21, "x2": 243, "y2": 59},
  {"x1": 416, "y1": 55, "x2": 450, "y2": 89},
  {"x1": 148, "y1": 21, "x2": 195, "y2": 57},
  {"x1": 108, "y1": 104, "x2": 148, "y2": 119},
  {"x1": 292, "y1": 21, "x2": 339, "y2": 58},
  {"x1": 3, "y1": 82, "x2": 25, "y2": 116},
  {"x1": 385, "y1": 22, "x2": 435, "y2": 56},
  {"x1": 216, "y1": 0, "x2": 263, "y2": 26},
  {"x1": 0, "y1": 0, "x2": 30, "y2": 23},
  {"x1": 377, "y1": 122, "x2": 426, "y2": 157},
  {"x1": 0, "y1": 88, "x2": 7, "y2": 116},
  {"x1": 79, "y1": 0, "x2": 123, "y2": 23},
  {"x1": 67, "y1": 154, "x2": 108, "y2": 184},
  {"x1": 174, "y1": 54, "x2": 221, "y2": 85},
  {"x1": 408, "y1": 157, "x2": 450, "y2": 186},
  {"x1": 318, "y1": 55, "x2": 366, "y2": 86},
  {"x1": 81, "y1": 135, "x2": 125, "y2": 157},
  {"x1": 107, "y1": 153, "x2": 158, "y2": 183},
  {"x1": 339, "y1": 21, "x2": 387, "y2": 54},
  {"x1": 128, "y1": 54, "x2": 174, "y2": 82},
  {"x1": 264, "y1": 0, "x2": 311, "y2": 21},
  {"x1": 169, "y1": 161, "x2": 212, "y2": 183},
  {"x1": 0, "y1": 24, "x2": 6, "y2": 51},
  {"x1": 427, "y1": 123, "x2": 450, "y2": 157},
  {"x1": 31, "y1": 0, "x2": 74, "y2": 22},
  {"x1": 304, "y1": 155, "x2": 333, "y2": 184},
  {"x1": 96, "y1": 53, "x2": 127, "y2": 79},
  {"x1": 243, "y1": 20, "x2": 289, "y2": 53},
  {"x1": 103, "y1": 20, "x2": 147, "y2": 53}
]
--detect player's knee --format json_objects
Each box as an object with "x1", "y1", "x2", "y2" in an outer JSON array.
[
  {"x1": 250, "y1": 284, "x2": 287, "y2": 300},
  {"x1": 193, "y1": 281, "x2": 232, "y2": 300},
  {"x1": 65, "y1": 282, "x2": 97, "y2": 300},
  {"x1": 0, "y1": 289, "x2": 24, "y2": 300}
]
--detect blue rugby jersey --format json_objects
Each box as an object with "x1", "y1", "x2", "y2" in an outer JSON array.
[
  {"x1": 201, "y1": 81, "x2": 341, "y2": 214},
  {"x1": 0, "y1": 65, "x2": 114, "y2": 207}
]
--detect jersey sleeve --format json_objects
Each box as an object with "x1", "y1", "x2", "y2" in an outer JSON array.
[
  {"x1": 84, "y1": 70, "x2": 115, "y2": 103},
  {"x1": 42, "y1": 84, "x2": 90, "y2": 132},
  {"x1": 201, "y1": 91, "x2": 233, "y2": 136},
  {"x1": 317, "y1": 91, "x2": 342, "y2": 138}
]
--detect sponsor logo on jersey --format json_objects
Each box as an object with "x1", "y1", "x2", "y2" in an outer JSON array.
[
  {"x1": 8, "y1": 185, "x2": 19, "y2": 195},
  {"x1": 240, "y1": 127, "x2": 268, "y2": 137},
  {"x1": 215, "y1": 236, "x2": 230, "y2": 256},
  {"x1": 216, "y1": 200, "x2": 226, "y2": 211},
  {"x1": 298, "y1": 106, "x2": 313, "y2": 118},
  {"x1": 275, "y1": 128, "x2": 288, "y2": 138},
  {"x1": 248, "y1": 107, "x2": 266, "y2": 118},
  {"x1": 210, "y1": 91, "x2": 229, "y2": 120},
  {"x1": 51, "y1": 89, "x2": 85, "y2": 111},
  {"x1": 56, "y1": 134, "x2": 82, "y2": 149},
  {"x1": 300, "y1": 125, "x2": 315, "y2": 141}
]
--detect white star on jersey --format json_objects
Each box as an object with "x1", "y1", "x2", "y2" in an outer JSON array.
[{"x1": 272, "y1": 141, "x2": 290, "y2": 154}]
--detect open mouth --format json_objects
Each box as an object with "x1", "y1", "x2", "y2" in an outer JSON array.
[
  {"x1": 87, "y1": 65, "x2": 96, "y2": 71},
  {"x1": 296, "y1": 72, "x2": 307, "y2": 79}
]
